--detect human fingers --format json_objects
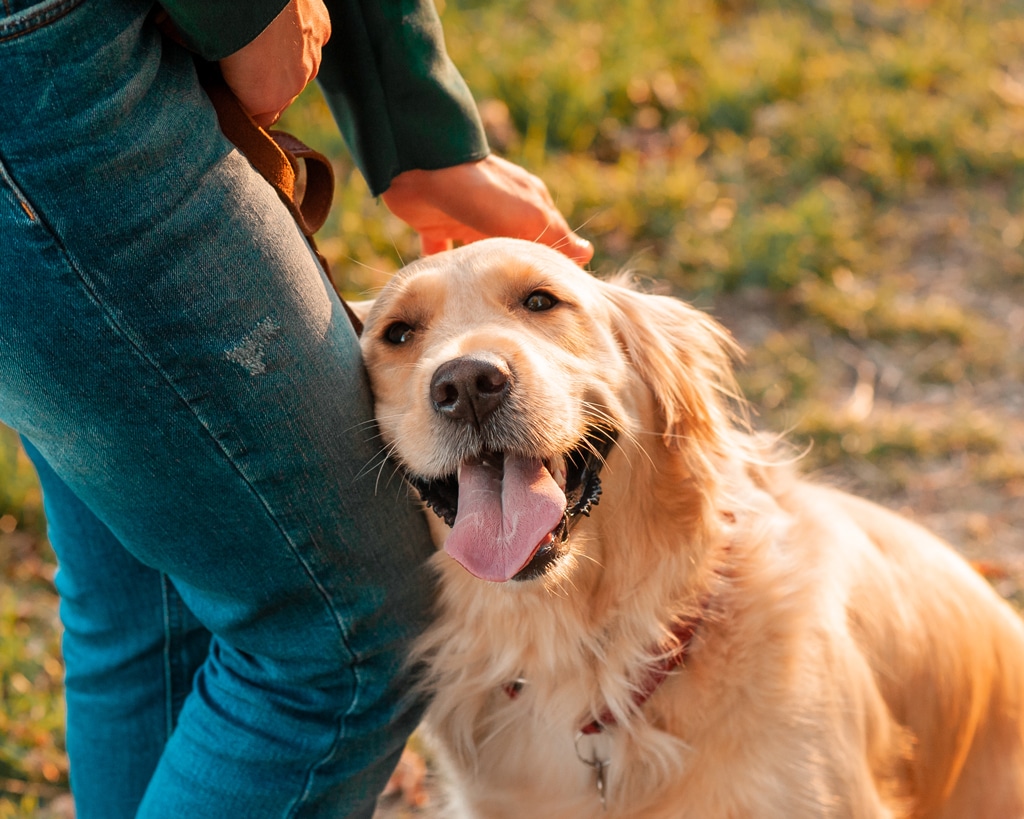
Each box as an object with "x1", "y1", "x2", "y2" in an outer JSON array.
[
  {"x1": 383, "y1": 157, "x2": 593, "y2": 265},
  {"x1": 219, "y1": 0, "x2": 331, "y2": 128},
  {"x1": 461, "y1": 156, "x2": 593, "y2": 263},
  {"x1": 419, "y1": 235, "x2": 454, "y2": 255}
]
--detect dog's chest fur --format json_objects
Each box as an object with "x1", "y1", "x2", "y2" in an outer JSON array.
[{"x1": 412, "y1": 472, "x2": 900, "y2": 818}]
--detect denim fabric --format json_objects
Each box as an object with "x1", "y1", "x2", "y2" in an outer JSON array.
[
  {"x1": 23, "y1": 441, "x2": 214, "y2": 815},
  {"x1": 0, "y1": 1, "x2": 435, "y2": 817}
]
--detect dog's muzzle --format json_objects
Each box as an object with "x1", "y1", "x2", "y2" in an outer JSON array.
[{"x1": 405, "y1": 427, "x2": 618, "y2": 581}]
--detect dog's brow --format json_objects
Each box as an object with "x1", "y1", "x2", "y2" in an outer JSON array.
[
  {"x1": 378, "y1": 277, "x2": 442, "y2": 325},
  {"x1": 497, "y1": 269, "x2": 578, "y2": 306}
]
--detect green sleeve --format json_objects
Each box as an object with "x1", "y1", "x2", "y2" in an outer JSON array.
[
  {"x1": 159, "y1": 1, "x2": 289, "y2": 61},
  {"x1": 317, "y1": 0, "x2": 490, "y2": 196}
]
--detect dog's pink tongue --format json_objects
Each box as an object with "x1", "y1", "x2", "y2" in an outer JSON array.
[{"x1": 445, "y1": 455, "x2": 566, "y2": 582}]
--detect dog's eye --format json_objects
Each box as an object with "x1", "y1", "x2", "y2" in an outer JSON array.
[
  {"x1": 384, "y1": 322, "x2": 415, "y2": 345},
  {"x1": 524, "y1": 291, "x2": 558, "y2": 312}
]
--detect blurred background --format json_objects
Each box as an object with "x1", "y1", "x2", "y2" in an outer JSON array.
[{"x1": 3, "y1": 0, "x2": 1023, "y2": 815}]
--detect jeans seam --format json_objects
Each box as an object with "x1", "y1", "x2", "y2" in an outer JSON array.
[
  {"x1": 0, "y1": 0, "x2": 83, "y2": 43},
  {"x1": 286, "y1": 714, "x2": 345, "y2": 818},
  {"x1": 161, "y1": 574, "x2": 175, "y2": 741}
]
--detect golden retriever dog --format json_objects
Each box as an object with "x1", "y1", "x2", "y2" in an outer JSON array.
[{"x1": 355, "y1": 238, "x2": 1024, "y2": 818}]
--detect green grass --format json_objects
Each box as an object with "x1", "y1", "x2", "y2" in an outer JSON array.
[
  {"x1": 0, "y1": 428, "x2": 65, "y2": 818},
  {"x1": 4, "y1": 0, "x2": 1024, "y2": 812}
]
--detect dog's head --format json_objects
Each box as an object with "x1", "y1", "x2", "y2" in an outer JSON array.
[{"x1": 357, "y1": 238, "x2": 741, "y2": 584}]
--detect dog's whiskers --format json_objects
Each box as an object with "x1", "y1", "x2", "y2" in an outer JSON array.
[
  {"x1": 343, "y1": 417, "x2": 387, "y2": 438},
  {"x1": 354, "y1": 440, "x2": 408, "y2": 497},
  {"x1": 578, "y1": 401, "x2": 653, "y2": 472},
  {"x1": 550, "y1": 551, "x2": 604, "y2": 601},
  {"x1": 571, "y1": 210, "x2": 603, "y2": 236},
  {"x1": 341, "y1": 255, "x2": 395, "y2": 279},
  {"x1": 353, "y1": 444, "x2": 394, "y2": 483}
]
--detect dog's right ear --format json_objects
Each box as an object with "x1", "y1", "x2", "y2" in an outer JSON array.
[
  {"x1": 600, "y1": 278, "x2": 742, "y2": 462},
  {"x1": 345, "y1": 298, "x2": 375, "y2": 337}
]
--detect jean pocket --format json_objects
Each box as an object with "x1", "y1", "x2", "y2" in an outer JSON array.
[{"x1": 0, "y1": 0, "x2": 85, "y2": 43}]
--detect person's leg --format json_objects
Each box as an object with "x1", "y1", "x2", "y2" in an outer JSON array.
[
  {"x1": 0, "y1": 1, "x2": 434, "y2": 817},
  {"x1": 25, "y1": 440, "x2": 212, "y2": 816}
]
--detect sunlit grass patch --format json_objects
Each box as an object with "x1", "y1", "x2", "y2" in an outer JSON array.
[
  {"x1": 0, "y1": 546, "x2": 66, "y2": 814},
  {"x1": 0, "y1": 430, "x2": 67, "y2": 817},
  {"x1": 799, "y1": 402, "x2": 1003, "y2": 464}
]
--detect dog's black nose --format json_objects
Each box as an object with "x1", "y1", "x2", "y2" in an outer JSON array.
[{"x1": 430, "y1": 356, "x2": 511, "y2": 425}]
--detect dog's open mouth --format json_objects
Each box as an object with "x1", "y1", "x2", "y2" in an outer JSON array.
[{"x1": 406, "y1": 429, "x2": 617, "y2": 583}]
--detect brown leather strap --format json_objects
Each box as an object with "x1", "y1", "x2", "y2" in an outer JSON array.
[
  {"x1": 202, "y1": 81, "x2": 331, "y2": 236},
  {"x1": 267, "y1": 129, "x2": 336, "y2": 237}
]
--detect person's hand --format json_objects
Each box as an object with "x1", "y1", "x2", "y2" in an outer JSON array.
[
  {"x1": 219, "y1": 0, "x2": 331, "y2": 128},
  {"x1": 381, "y1": 155, "x2": 594, "y2": 266}
]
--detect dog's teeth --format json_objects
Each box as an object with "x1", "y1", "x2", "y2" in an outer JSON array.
[{"x1": 548, "y1": 454, "x2": 567, "y2": 491}]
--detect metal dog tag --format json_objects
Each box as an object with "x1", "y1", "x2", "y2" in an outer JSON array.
[{"x1": 575, "y1": 731, "x2": 611, "y2": 811}]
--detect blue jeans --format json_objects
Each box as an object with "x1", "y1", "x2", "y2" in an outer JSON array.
[{"x1": 0, "y1": 1, "x2": 435, "y2": 817}]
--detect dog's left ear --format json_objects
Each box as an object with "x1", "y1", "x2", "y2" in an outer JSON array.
[
  {"x1": 345, "y1": 298, "x2": 375, "y2": 337},
  {"x1": 601, "y1": 279, "x2": 742, "y2": 457}
]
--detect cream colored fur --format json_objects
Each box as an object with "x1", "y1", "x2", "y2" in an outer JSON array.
[{"x1": 356, "y1": 238, "x2": 1024, "y2": 818}]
